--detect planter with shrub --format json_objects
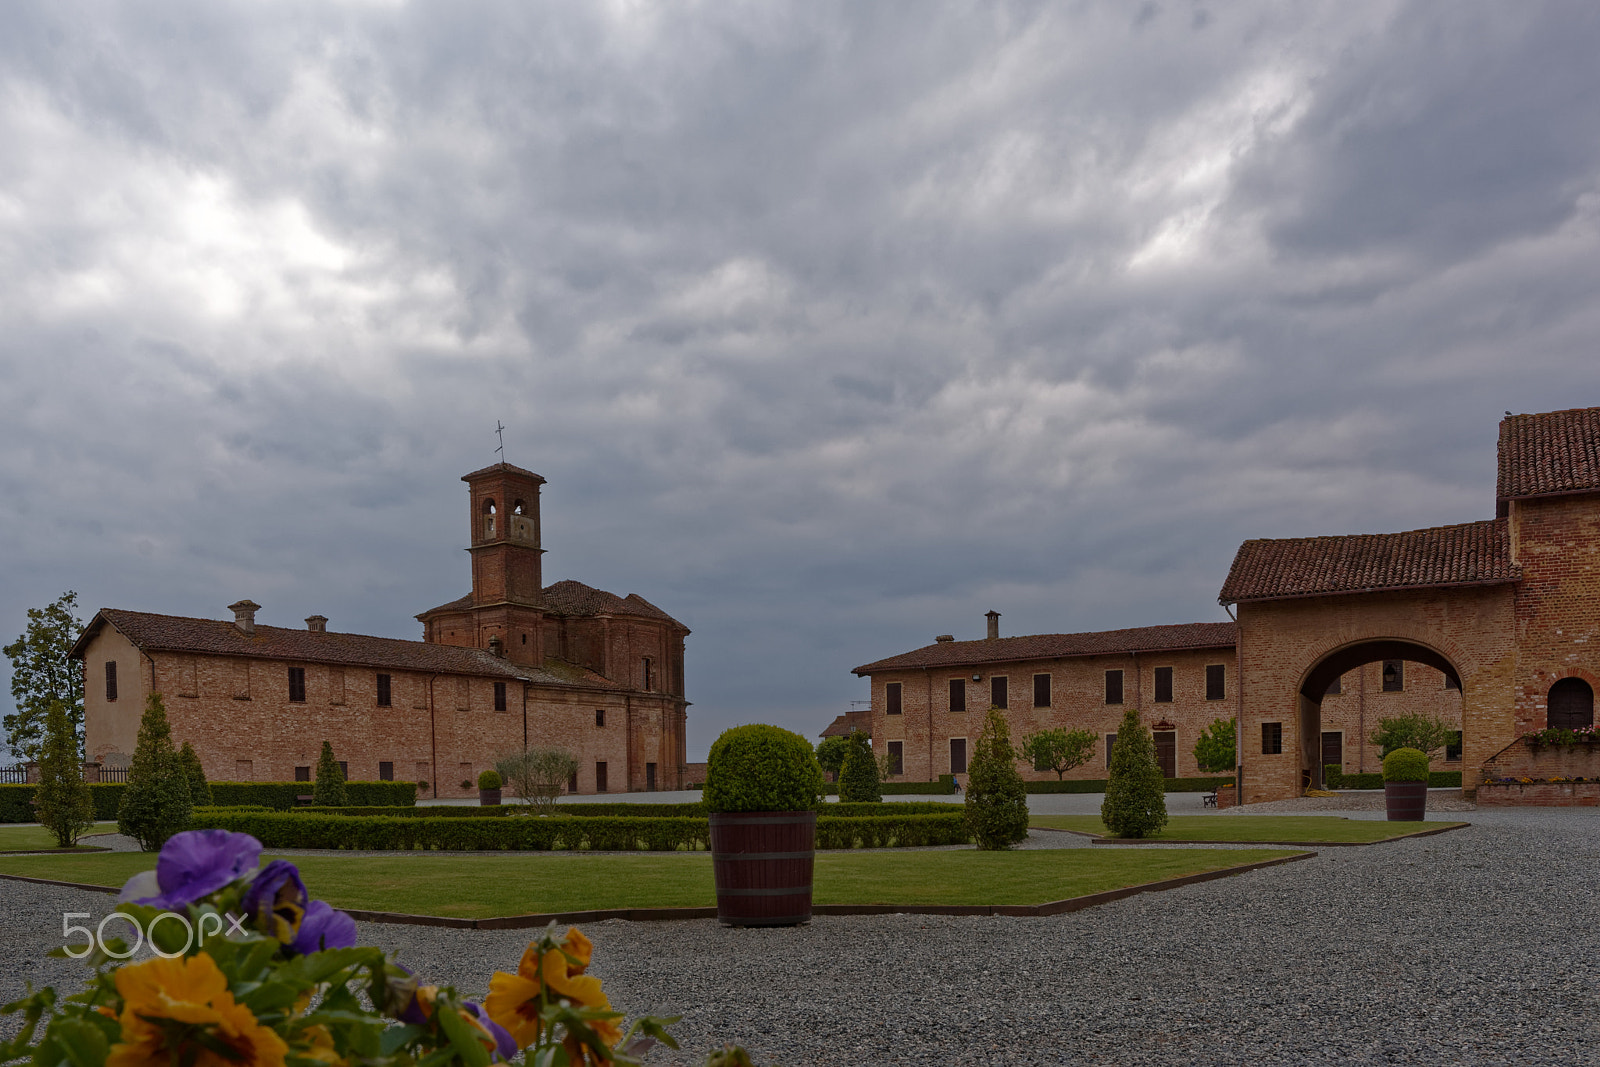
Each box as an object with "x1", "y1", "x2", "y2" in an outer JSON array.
[
  {"x1": 477, "y1": 769, "x2": 503, "y2": 806},
  {"x1": 703, "y1": 724, "x2": 825, "y2": 926},
  {"x1": 1383, "y1": 747, "x2": 1430, "y2": 821}
]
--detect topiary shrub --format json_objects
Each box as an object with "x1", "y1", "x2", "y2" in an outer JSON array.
[
  {"x1": 313, "y1": 741, "x2": 349, "y2": 807},
  {"x1": 1101, "y1": 707, "x2": 1168, "y2": 838},
  {"x1": 179, "y1": 741, "x2": 213, "y2": 807},
  {"x1": 117, "y1": 694, "x2": 192, "y2": 851},
  {"x1": 964, "y1": 707, "x2": 1029, "y2": 849},
  {"x1": 704, "y1": 724, "x2": 824, "y2": 813},
  {"x1": 1382, "y1": 747, "x2": 1430, "y2": 783},
  {"x1": 478, "y1": 769, "x2": 503, "y2": 790},
  {"x1": 36, "y1": 700, "x2": 95, "y2": 848},
  {"x1": 838, "y1": 733, "x2": 882, "y2": 803}
]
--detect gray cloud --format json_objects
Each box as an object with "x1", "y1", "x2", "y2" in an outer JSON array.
[{"x1": 4, "y1": 1, "x2": 1600, "y2": 758}]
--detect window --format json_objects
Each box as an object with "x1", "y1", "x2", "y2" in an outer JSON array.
[
  {"x1": 1033, "y1": 674, "x2": 1051, "y2": 708},
  {"x1": 595, "y1": 762, "x2": 608, "y2": 793},
  {"x1": 287, "y1": 667, "x2": 306, "y2": 703},
  {"x1": 948, "y1": 678, "x2": 967, "y2": 713},
  {"x1": 886, "y1": 682, "x2": 903, "y2": 715},
  {"x1": 887, "y1": 740, "x2": 904, "y2": 776},
  {"x1": 1262, "y1": 722, "x2": 1283, "y2": 755},
  {"x1": 596, "y1": 708, "x2": 606, "y2": 728},
  {"x1": 646, "y1": 762, "x2": 657, "y2": 791},
  {"x1": 294, "y1": 766, "x2": 311, "y2": 782},
  {"x1": 991, "y1": 676, "x2": 1008, "y2": 710},
  {"x1": 1153, "y1": 666, "x2": 1173, "y2": 703},
  {"x1": 338, "y1": 761, "x2": 348, "y2": 779},
  {"x1": 642, "y1": 658, "x2": 653, "y2": 691},
  {"x1": 1325, "y1": 674, "x2": 1342, "y2": 697},
  {"x1": 494, "y1": 681, "x2": 507, "y2": 711},
  {"x1": 1206, "y1": 664, "x2": 1226, "y2": 701},
  {"x1": 1105, "y1": 734, "x2": 1117, "y2": 768},
  {"x1": 378, "y1": 761, "x2": 394, "y2": 781},
  {"x1": 568, "y1": 769, "x2": 579, "y2": 793},
  {"x1": 376, "y1": 674, "x2": 392, "y2": 707},
  {"x1": 949, "y1": 738, "x2": 968, "y2": 775},
  {"x1": 1381, "y1": 660, "x2": 1404, "y2": 693},
  {"x1": 1445, "y1": 731, "x2": 1463, "y2": 763},
  {"x1": 105, "y1": 661, "x2": 118, "y2": 702},
  {"x1": 1105, "y1": 670, "x2": 1124, "y2": 705}
]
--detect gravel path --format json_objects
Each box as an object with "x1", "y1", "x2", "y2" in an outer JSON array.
[{"x1": 5, "y1": 807, "x2": 1597, "y2": 1065}]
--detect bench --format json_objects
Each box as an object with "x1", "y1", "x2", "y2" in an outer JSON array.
[
  {"x1": 1202, "y1": 792, "x2": 1217, "y2": 808},
  {"x1": 295, "y1": 794, "x2": 313, "y2": 805}
]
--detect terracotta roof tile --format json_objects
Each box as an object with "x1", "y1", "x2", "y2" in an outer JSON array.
[
  {"x1": 1219, "y1": 519, "x2": 1518, "y2": 604},
  {"x1": 1497, "y1": 406, "x2": 1600, "y2": 501},
  {"x1": 73, "y1": 609, "x2": 622, "y2": 689},
  {"x1": 460, "y1": 461, "x2": 546, "y2": 483},
  {"x1": 820, "y1": 711, "x2": 871, "y2": 737},
  {"x1": 853, "y1": 621, "x2": 1237, "y2": 675},
  {"x1": 416, "y1": 581, "x2": 687, "y2": 629}
]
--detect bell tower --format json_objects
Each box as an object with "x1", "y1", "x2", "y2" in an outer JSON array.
[{"x1": 462, "y1": 463, "x2": 546, "y2": 606}]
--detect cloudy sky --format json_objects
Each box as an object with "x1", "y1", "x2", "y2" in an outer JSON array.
[{"x1": 4, "y1": 1, "x2": 1599, "y2": 761}]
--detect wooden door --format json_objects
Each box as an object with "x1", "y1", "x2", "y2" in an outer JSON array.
[
  {"x1": 1321, "y1": 731, "x2": 1343, "y2": 768},
  {"x1": 1153, "y1": 731, "x2": 1176, "y2": 778},
  {"x1": 1549, "y1": 678, "x2": 1595, "y2": 730}
]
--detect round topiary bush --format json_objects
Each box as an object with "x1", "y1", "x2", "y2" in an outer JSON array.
[
  {"x1": 704, "y1": 724, "x2": 825, "y2": 813},
  {"x1": 1382, "y1": 747, "x2": 1430, "y2": 783},
  {"x1": 478, "y1": 769, "x2": 503, "y2": 790}
]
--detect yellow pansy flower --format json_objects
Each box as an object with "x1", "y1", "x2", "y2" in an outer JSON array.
[
  {"x1": 106, "y1": 953, "x2": 288, "y2": 1067},
  {"x1": 484, "y1": 928, "x2": 621, "y2": 1052}
]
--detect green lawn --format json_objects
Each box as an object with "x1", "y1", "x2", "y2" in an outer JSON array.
[
  {"x1": 0, "y1": 847, "x2": 1301, "y2": 919},
  {"x1": 0, "y1": 823, "x2": 118, "y2": 852},
  {"x1": 1029, "y1": 814, "x2": 1466, "y2": 844}
]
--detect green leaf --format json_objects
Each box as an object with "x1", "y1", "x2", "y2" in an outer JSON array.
[
  {"x1": 530, "y1": 1045, "x2": 570, "y2": 1067},
  {"x1": 433, "y1": 1002, "x2": 492, "y2": 1067},
  {"x1": 380, "y1": 1024, "x2": 426, "y2": 1056},
  {"x1": 49, "y1": 1018, "x2": 109, "y2": 1067}
]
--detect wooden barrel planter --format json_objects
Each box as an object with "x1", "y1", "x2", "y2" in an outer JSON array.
[
  {"x1": 1384, "y1": 781, "x2": 1428, "y2": 821},
  {"x1": 709, "y1": 810, "x2": 816, "y2": 927}
]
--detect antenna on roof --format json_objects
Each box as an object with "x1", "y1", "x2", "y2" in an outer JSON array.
[{"x1": 494, "y1": 420, "x2": 506, "y2": 463}]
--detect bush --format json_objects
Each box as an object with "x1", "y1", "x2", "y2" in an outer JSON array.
[
  {"x1": 496, "y1": 749, "x2": 579, "y2": 810},
  {"x1": 1022, "y1": 777, "x2": 1231, "y2": 794},
  {"x1": 1382, "y1": 747, "x2": 1430, "y2": 783},
  {"x1": 1370, "y1": 713, "x2": 1455, "y2": 760},
  {"x1": 313, "y1": 741, "x2": 349, "y2": 806},
  {"x1": 1324, "y1": 764, "x2": 1342, "y2": 788},
  {"x1": 815, "y1": 813, "x2": 969, "y2": 849},
  {"x1": 478, "y1": 769, "x2": 503, "y2": 790},
  {"x1": 838, "y1": 733, "x2": 882, "y2": 803},
  {"x1": 1193, "y1": 718, "x2": 1237, "y2": 775},
  {"x1": 1018, "y1": 727, "x2": 1096, "y2": 780},
  {"x1": 179, "y1": 742, "x2": 213, "y2": 807},
  {"x1": 815, "y1": 735, "x2": 851, "y2": 780},
  {"x1": 965, "y1": 707, "x2": 1029, "y2": 850},
  {"x1": 117, "y1": 694, "x2": 192, "y2": 851},
  {"x1": 0, "y1": 783, "x2": 125, "y2": 823},
  {"x1": 1101, "y1": 707, "x2": 1167, "y2": 838},
  {"x1": 35, "y1": 700, "x2": 94, "y2": 847},
  {"x1": 205, "y1": 781, "x2": 416, "y2": 810},
  {"x1": 703, "y1": 724, "x2": 824, "y2": 813}
]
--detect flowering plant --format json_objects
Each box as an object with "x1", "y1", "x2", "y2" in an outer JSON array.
[
  {"x1": 1521, "y1": 725, "x2": 1599, "y2": 747},
  {"x1": 1, "y1": 831, "x2": 747, "y2": 1067}
]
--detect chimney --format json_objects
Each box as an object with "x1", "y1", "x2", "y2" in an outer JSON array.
[
  {"x1": 985, "y1": 610, "x2": 1001, "y2": 641},
  {"x1": 489, "y1": 634, "x2": 505, "y2": 658},
  {"x1": 935, "y1": 634, "x2": 955, "y2": 643},
  {"x1": 229, "y1": 600, "x2": 261, "y2": 636},
  {"x1": 305, "y1": 615, "x2": 327, "y2": 633}
]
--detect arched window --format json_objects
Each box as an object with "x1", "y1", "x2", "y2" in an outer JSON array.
[
  {"x1": 482, "y1": 498, "x2": 497, "y2": 538},
  {"x1": 1548, "y1": 678, "x2": 1594, "y2": 730},
  {"x1": 512, "y1": 500, "x2": 525, "y2": 515}
]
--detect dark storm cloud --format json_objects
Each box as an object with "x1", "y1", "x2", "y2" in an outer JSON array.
[{"x1": 4, "y1": 1, "x2": 1600, "y2": 756}]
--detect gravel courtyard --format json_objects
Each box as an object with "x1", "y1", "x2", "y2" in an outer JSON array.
[{"x1": 3, "y1": 803, "x2": 1597, "y2": 1065}]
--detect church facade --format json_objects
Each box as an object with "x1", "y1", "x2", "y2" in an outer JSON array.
[{"x1": 70, "y1": 463, "x2": 690, "y2": 796}]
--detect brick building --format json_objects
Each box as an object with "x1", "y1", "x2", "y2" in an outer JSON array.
[
  {"x1": 856, "y1": 406, "x2": 1600, "y2": 803},
  {"x1": 70, "y1": 463, "x2": 690, "y2": 797}
]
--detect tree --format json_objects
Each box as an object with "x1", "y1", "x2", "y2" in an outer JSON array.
[
  {"x1": 35, "y1": 700, "x2": 95, "y2": 848},
  {"x1": 1017, "y1": 727, "x2": 1097, "y2": 780},
  {"x1": 815, "y1": 735, "x2": 851, "y2": 781},
  {"x1": 1369, "y1": 712, "x2": 1455, "y2": 760},
  {"x1": 313, "y1": 741, "x2": 349, "y2": 806},
  {"x1": 1192, "y1": 717, "x2": 1237, "y2": 774},
  {"x1": 964, "y1": 707, "x2": 1029, "y2": 849},
  {"x1": 1101, "y1": 707, "x2": 1167, "y2": 838},
  {"x1": 117, "y1": 694, "x2": 192, "y2": 851},
  {"x1": 497, "y1": 748, "x2": 580, "y2": 811},
  {"x1": 179, "y1": 741, "x2": 213, "y2": 806},
  {"x1": 3, "y1": 591, "x2": 85, "y2": 762},
  {"x1": 838, "y1": 732, "x2": 881, "y2": 802}
]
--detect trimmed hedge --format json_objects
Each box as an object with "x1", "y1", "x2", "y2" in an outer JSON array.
[
  {"x1": 1, "y1": 783, "x2": 127, "y2": 823},
  {"x1": 208, "y1": 781, "x2": 418, "y2": 810},
  {"x1": 1325, "y1": 770, "x2": 1463, "y2": 790},
  {"x1": 816, "y1": 813, "x2": 969, "y2": 849},
  {"x1": 1022, "y1": 777, "x2": 1233, "y2": 794},
  {"x1": 290, "y1": 801, "x2": 959, "y2": 819}
]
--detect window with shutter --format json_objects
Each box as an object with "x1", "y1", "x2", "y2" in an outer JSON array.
[
  {"x1": 376, "y1": 673, "x2": 392, "y2": 707},
  {"x1": 494, "y1": 681, "x2": 507, "y2": 711},
  {"x1": 1033, "y1": 674, "x2": 1051, "y2": 708},
  {"x1": 105, "y1": 661, "x2": 118, "y2": 702},
  {"x1": 1105, "y1": 734, "x2": 1117, "y2": 768},
  {"x1": 948, "y1": 679, "x2": 966, "y2": 713},
  {"x1": 1206, "y1": 664, "x2": 1227, "y2": 700},
  {"x1": 1153, "y1": 667, "x2": 1173, "y2": 703},
  {"x1": 378, "y1": 761, "x2": 394, "y2": 781},
  {"x1": 949, "y1": 738, "x2": 967, "y2": 775},
  {"x1": 887, "y1": 741, "x2": 904, "y2": 776},
  {"x1": 1105, "y1": 670, "x2": 1123, "y2": 705},
  {"x1": 991, "y1": 676, "x2": 1008, "y2": 710},
  {"x1": 595, "y1": 762, "x2": 608, "y2": 793},
  {"x1": 287, "y1": 667, "x2": 306, "y2": 703},
  {"x1": 1262, "y1": 722, "x2": 1283, "y2": 755},
  {"x1": 886, "y1": 682, "x2": 902, "y2": 715}
]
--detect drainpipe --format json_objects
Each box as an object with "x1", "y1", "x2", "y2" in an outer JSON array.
[
  {"x1": 428, "y1": 674, "x2": 440, "y2": 799},
  {"x1": 1224, "y1": 602, "x2": 1243, "y2": 802},
  {"x1": 522, "y1": 682, "x2": 529, "y2": 752},
  {"x1": 1358, "y1": 665, "x2": 1367, "y2": 775},
  {"x1": 924, "y1": 668, "x2": 933, "y2": 782}
]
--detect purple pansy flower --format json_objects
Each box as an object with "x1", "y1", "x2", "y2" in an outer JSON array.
[
  {"x1": 118, "y1": 830, "x2": 262, "y2": 910},
  {"x1": 464, "y1": 1000, "x2": 519, "y2": 1061},
  {"x1": 290, "y1": 899, "x2": 358, "y2": 955},
  {"x1": 240, "y1": 859, "x2": 308, "y2": 942}
]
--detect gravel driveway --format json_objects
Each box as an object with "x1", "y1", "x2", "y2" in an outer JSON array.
[{"x1": 3, "y1": 806, "x2": 1597, "y2": 1065}]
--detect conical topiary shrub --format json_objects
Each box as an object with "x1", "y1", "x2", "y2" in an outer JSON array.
[
  {"x1": 838, "y1": 732, "x2": 882, "y2": 802},
  {"x1": 1101, "y1": 706, "x2": 1168, "y2": 838},
  {"x1": 36, "y1": 700, "x2": 95, "y2": 848},
  {"x1": 179, "y1": 740, "x2": 213, "y2": 807},
  {"x1": 965, "y1": 706, "x2": 1029, "y2": 849},
  {"x1": 117, "y1": 694, "x2": 192, "y2": 851},
  {"x1": 313, "y1": 741, "x2": 349, "y2": 807}
]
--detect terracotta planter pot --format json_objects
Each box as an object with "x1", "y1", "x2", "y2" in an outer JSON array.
[
  {"x1": 479, "y1": 788, "x2": 502, "y2": 806},
  {"x1": 709, "y1": 810, "x2": 816, "y2": 927},
  {"x1": 1384, "y1": 781, "x2": 1427, "y2": 821}
]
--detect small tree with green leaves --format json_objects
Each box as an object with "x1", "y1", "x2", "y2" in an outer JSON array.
[
  {"x1": 178, "y1": 741, "x2": 212, "y2": 807},
  {"x1": 35, "y1": 700, "x2": 95, "y2": 848},
  {"x1": 1101, "y1": 707, "x2": 1167, "y2": 838},
  {"x1": 1017, "y1": 727, "x2": 1097, "y2": 780},
  {"x1": 497, "y1": 748, "x2": 580, "y2": 811},
  {"x1": 964, "y1": 707, "x2": 1029, "y2": 849},
  {"x1": 1193, "y1": 717, "x2": 1237, "y2": 775},
  {"x1": 838, "y1": 732, "x2": 882, "y2": 802},
  {"x1": 313, "y1": 741, "x2": 349, "y2": 806},
  {"x1": 1370, "y1": 712, "x2": 1454, "y2": 760},
  {"x1": 117, "y1": 694, "x2": 192, "y2": 851},
  {"x1": 815, "y1": 735, "x2": 851, "y2": 782},
  {"x1": 3, "y1": 591, "x2": 85, "y2": 761}
]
